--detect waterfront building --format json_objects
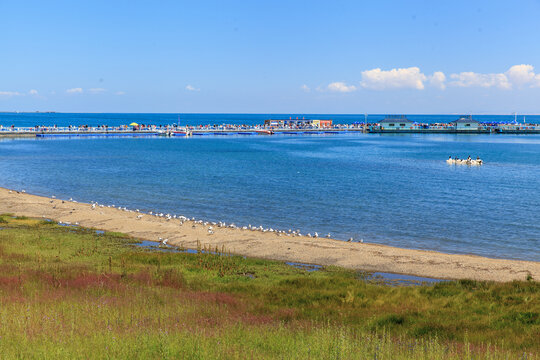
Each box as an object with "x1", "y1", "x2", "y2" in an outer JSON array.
[
  {"x1": 378, "y1": 115, "x2": 414, "y2": 130},
  {"x1": 450, "y1": 116, "x2": 481, "y2": 131}
]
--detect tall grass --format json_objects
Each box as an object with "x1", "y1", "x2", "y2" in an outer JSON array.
[{"x1": 0, "y1": 215, "x2": 538, "y2": 359}]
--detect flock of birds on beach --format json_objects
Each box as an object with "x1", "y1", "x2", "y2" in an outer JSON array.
[
  {"x1": 8, "y1": 189, "x2": 365, "y2": 246},
  {"x1": 88, "y1": 201, "x2": 365, "y2": 245}
]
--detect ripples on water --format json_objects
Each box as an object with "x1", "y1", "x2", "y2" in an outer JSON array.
[{"x1": 0, "y1": 132, "x2": 539, "y2": 261}]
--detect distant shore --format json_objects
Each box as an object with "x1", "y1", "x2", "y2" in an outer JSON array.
[{"x1": 0, "y1": 187, "x2": 538, "y2": 282}]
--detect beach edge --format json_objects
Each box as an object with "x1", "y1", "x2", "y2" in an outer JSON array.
[{"x1": 0, "y1": 187, "x2": 538, "y2": 282}]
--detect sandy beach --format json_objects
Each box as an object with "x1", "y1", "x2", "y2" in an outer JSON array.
[{"x1": 0, "y1": 186, "x2": 537, "y2": 282}]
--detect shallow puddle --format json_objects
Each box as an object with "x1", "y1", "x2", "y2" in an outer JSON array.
[
  {"x1": 285, "y1": 262, "x2": 323, "y2": 272},
  {"x1": 367, "y1": 272, "x2": 447, "y2": 286},
  {"x1": 133, "y1": 240, "x2": 197, "y2": 254},
  {"x1": 58, "y1": 222, "x2": 79, "y2": 227},
  {"x1": 131, "y1": 240, "x2": 446, "y2": 286}
]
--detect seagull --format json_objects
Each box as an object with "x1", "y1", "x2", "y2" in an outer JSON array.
[{"x1": 348, "y1": 237, "x2": 353, "y2": 242}]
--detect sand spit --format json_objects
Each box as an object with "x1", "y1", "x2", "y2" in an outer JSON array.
[{"x1": 0, "y1": 187, "x2": 538, "y2": 282}]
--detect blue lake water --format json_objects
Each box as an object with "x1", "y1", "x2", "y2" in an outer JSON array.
[{"x1": 0, "y1": 114, "x2": 539, "y2": 262}]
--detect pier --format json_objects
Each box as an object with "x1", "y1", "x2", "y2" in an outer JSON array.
[{"x1": 1, "y1": 116, "x2": 540, "y2": 138}]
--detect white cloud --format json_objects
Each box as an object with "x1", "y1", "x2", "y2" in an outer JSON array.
[
  {"x1": 449, "y1": 72, "x2": 511, "y2": 89},
  {"x1": 429, "y1": 71, "x2": 446, "y2": 90},
  {"x1": 185, "y1": 85, "x2": 200, "y2": 92},
  {"x1": 115, "y1": 91, "x2": 126, "y2": 95},
  {"x1": 29, "y1": 89, "x2": 38, "y2": 95},
  {"x1": 447, "y1": 64, "x2": 540, "y2": 89},
  {"x1": 327, "y1": 82, "x2": 357, "y2": 93},
  {"x1": 314, "y1": 64, "x2": 540, "y2": 94},
  {"x1": 361, "y1": 67, "x2": 427, "y2": 90},
  {"x1": 0, "y1": 91, "x2": 23, "y2": 97},
  {"x1": 506, "y1": 64, "x2": 535, "y2": 87},
  {"x1": 533, "y1": 75, "x2": 540, "y2": 88},
  {"x1": 88, "y1": 88, "x2": 106, "y2": 94},
  {"x1": 66, "y1": 87, "x2": 83, "y2": 94},
  {"x1": 301, "y1": 84, "x2": 310, "y2": 92}
]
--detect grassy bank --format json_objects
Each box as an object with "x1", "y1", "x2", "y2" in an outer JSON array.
[{"x1": 0, "y1": 215, "x2": 538, "y2": 359}]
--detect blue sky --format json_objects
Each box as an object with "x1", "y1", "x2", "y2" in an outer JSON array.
[{"x1": 2, "y1": 0, "x2": 540, "y2": 113}]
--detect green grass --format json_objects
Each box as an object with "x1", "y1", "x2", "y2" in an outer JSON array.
[{"x1": 0, "y1": 215, "x2": 538, "y2": 359}]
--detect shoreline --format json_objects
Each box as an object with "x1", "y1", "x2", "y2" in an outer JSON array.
[{"x1": 0, "y1": 187, "x2": 538, "y2": 282}]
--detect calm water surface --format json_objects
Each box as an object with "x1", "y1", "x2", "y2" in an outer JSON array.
[{"x1": 0, "y1": 120, "x2": 538, "y2": 261}]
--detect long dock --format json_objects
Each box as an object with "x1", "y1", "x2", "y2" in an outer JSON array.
[
  {"x1": 0, "y1": 128, "x2": 368, "y2": 138},
  {"x1": 1, "y1": 124, "x2": 540, "y2": 138}
]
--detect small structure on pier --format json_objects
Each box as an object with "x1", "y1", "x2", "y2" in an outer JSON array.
[
  {"x1": 450, "y1": 116, "x2": 480, "y2": 131},
  {"x1": 378, "y1": 115, "x2": 413, "y2": 130},
  {"x1": 264, "y1": 118, "x2": 332, "y2": 128}
]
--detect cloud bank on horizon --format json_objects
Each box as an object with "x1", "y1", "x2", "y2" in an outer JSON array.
[
  {"x1": 4, "y1": 64, "x2": 540, "y2": 101},
  {"x1": 319, "y1": 64, "x2": 540, "y2": 93}
]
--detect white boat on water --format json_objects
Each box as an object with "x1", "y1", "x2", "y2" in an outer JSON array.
[{"x1": 446, "y1": 157, "x2": 483, "y2": 165}]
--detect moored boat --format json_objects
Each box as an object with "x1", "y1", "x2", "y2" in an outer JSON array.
[
  {"x1": 255, "y1": 129, "x2": 274, "y2": 135},
  {"x1": 446, "y1": 157, "x2": 483, "y2": 165}
]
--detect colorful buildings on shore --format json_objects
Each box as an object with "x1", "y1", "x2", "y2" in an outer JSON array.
[{"x1": 264, "y1": 118, "x2": 333, "y2": 128}]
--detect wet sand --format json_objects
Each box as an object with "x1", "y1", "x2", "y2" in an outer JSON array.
[{"x1": 0, "y1": 187, "x2": 538, "y2": 282}]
